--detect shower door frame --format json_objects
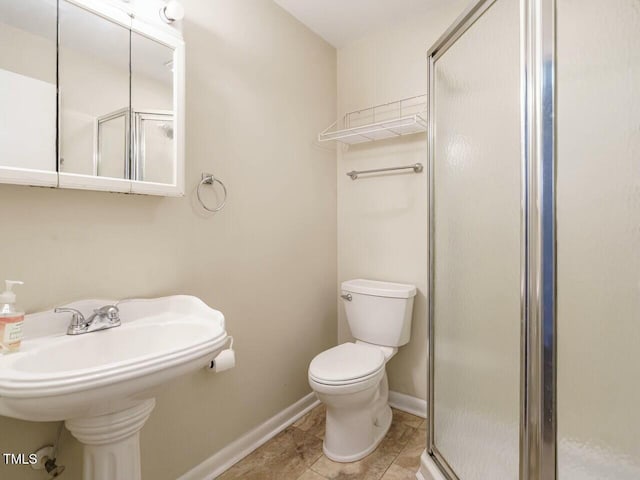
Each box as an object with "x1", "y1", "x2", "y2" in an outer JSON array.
[{"x1": 425, "y1": 0, "x2": 557, "y2": 479}]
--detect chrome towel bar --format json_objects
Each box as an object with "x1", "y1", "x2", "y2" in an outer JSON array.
[{"x1": 346, "y1": 163, "x2": 423, "y2": 180}]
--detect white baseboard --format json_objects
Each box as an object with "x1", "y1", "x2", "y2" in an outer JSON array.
[
  {"x1": 388, "y1": 391, "x2": 427, "y2": 419},
  {"x1": 417, "y1": 450, "x2": 447, "y2": 480},
  {"x1": 178, "y1": 392, "x2": 320, "y2": 480}
]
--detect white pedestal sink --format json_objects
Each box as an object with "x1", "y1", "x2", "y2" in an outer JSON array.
[{"x1": 0, "y1": 296, "x2": 230, "y2": 480}]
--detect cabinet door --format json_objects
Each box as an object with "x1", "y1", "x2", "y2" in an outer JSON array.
[
  {"x1": 0, "y1": 0, "x2": 57, "y2": 186},
  {"x1": 130, "y1": 22, "x2": 184, "y2": 197},
  {"x1": 57, "y1": 0, "x2": 132, "y2": 192}
]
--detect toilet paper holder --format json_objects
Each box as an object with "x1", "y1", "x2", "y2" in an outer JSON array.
[{"x1": 208, "y1": 336, "x2": 235, "y2": 372}]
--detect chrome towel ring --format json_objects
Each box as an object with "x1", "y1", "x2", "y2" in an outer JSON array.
[{"x1": 197, "y1": 172, "x2": 227, "y2": 212}]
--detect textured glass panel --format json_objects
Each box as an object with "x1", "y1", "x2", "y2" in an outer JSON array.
[
  {"x1": 432, "y1": 0, "x2": 521, "y2": 478},
  {"x1": 97, "y1": 114, "x2": 127, "y2": 178},
  {"x1": 136, "y1": 116, "x2": 174, "y2": 184},
  {"x1": 557, "y1": 1, "x2": 640, "y2": 479}
]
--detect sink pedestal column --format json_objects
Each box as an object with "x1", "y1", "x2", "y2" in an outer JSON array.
[{"x1": 65, "y1": 399, "x2": 156, "y2": 480}]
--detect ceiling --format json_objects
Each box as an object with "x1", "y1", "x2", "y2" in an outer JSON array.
[{"x1": 273, "y1": 0, "x2": 446, "y2": 48}]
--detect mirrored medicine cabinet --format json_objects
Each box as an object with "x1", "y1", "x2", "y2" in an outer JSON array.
[{"x1": 0, "y1": 0, "x2": 185, "y2": 196}]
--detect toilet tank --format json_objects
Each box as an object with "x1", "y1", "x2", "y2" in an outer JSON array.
[{"x1": 341, "y1": 279, "x2": 416, "y2": 347}]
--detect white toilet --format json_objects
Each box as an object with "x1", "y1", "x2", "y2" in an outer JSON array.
[{"x1": 308, "y1": 279, "x2": 416, "y2": 462}]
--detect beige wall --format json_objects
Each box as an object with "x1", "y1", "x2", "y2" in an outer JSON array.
[
  {"x1": 0, "y1": 19, "x2": 56, "y2": 85},
  {"x1": 0, "y1": 0, "x2": 337, "y2": 479},
  {"x1": 336, "y1": 2, "x2": 467, "y2": 400}
]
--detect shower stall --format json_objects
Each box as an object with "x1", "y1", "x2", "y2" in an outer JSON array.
[{"x1": 422, "y1": 0, "x2": 640, "y2": 479}]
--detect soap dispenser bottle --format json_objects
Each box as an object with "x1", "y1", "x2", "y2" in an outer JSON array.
[{"x1": 0, "y1": 280, "x2": 25, "y2": 353}]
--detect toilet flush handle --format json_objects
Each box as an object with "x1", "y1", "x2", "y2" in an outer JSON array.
[{"x1": 340, "y1": 293, "x2": 352, "y2": 301}]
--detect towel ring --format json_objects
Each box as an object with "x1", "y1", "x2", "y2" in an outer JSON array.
[{"x1": 197, "y1": 173, "x2": 227, "y2": 212}]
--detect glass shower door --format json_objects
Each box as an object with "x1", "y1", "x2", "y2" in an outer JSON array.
[
  {"x1": 429, "y1": 0, "x2": 522, "y2": 478},
  {"x1": 556, "y1": 1, "x2": 640, "y2": 478}
]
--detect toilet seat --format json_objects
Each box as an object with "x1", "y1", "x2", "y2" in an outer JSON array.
[{"x1": 309, "y1": 342, "x2": 385, "y2": 386}]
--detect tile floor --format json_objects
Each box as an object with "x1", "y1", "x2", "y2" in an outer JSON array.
[{"x1": 218, "y1": 406, "x2": 426, "y2": 480}]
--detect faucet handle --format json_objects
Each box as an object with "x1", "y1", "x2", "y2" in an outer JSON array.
[
  {"x1": 54, "y1": 307, "x2": 86, "y2": 327},
  {"x1": 94, "y1": 305, "x2": 120, "y2": 322}
]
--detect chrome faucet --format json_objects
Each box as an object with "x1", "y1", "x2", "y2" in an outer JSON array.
[{"x1": 54, "y1": 305, "x2": 121, "y2": 335}]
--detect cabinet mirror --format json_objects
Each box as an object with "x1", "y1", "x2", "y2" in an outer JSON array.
[
  {"x1": 0, "y1": 0, "x2": 57, "y2": 186},
  {"x1": 131, "y1": 32, "x2": 176, "y2": 186},
  {"x1": 58, "y1": 0, "x2": 130, "y2": 183},
  {"x1": 58, "y1": 0, "x2": 183, "y2": 195},
  {"x1": 0, "y1": 0, "x2": 184, "y2": 196}
]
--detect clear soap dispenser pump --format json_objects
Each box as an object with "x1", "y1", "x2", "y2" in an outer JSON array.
[{"x1": 0, "y1": 280, "x2": 25, "y2": 353}]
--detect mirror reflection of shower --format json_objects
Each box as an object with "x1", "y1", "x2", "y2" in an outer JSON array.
[
  {"x1": 133, "y1": 111, "x2": 174, "y2": 184},
  {"x1": 94, "y1": 109, "x2": 173, "y2": 184},
  {"x1": 55, "y1": 1, "x2": 176, "y2": 185}
]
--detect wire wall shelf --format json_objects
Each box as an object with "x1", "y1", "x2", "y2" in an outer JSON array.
[{"x1": 318, "y1": 95, "x2": 427, "y2": 145}]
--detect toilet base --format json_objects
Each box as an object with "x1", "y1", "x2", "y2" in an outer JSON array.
[{"x1": 323, "y1": 404, "x2": 392, "y2": 462}]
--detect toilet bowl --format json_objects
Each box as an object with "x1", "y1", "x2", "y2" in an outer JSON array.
[
  {"x1": 309, "y1": 341, "x2": 397, "y2": 462},
  {"x1": 308, "y1": 279, "x2": 416, "y2": 462}
]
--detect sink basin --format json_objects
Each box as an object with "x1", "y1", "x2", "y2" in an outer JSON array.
[
  {"x1": 12, "y1": 322, "x2": 215, "y2": 374},
  {"x1": 0, "y1": 295, "x2": 230, "y2": 480}
]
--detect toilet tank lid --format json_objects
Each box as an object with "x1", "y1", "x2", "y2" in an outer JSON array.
[{"x1": 341, "y1": 279, "x2": 416, "y2": 299}]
